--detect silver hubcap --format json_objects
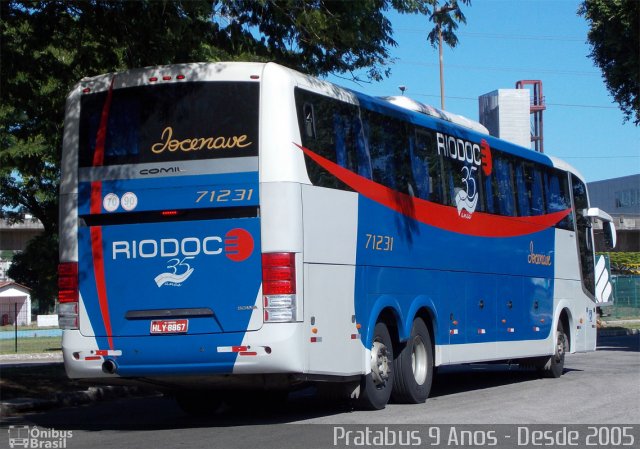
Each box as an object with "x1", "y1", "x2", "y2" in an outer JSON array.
[
  {"x1": 370, "y1": 340, "x2": 390, "y2": 387},
  {"x1": 411, "y1": 335, "x2": 428, "y2": 385}
]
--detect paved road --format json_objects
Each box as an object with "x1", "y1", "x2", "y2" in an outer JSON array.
[{"x1": 2, "y1": 335, "x2": 638, "y2": 449}]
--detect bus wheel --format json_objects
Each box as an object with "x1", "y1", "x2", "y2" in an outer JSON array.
[
  {"x1": 540, "y1": 321, "x2": 567, "y2": 378},
  {"x1": 392, "y1": 318, "x2": 433, "y2": 404},
  {"x1": 356, "y1": 322, "x2": 394, "y2": 410},
  {"x1": 175, "y1": 390, "x2": 224, "y2": 416}
]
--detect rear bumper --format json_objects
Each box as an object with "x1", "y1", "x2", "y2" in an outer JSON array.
[{"x1": 62, "y1": 323, "x2": 306, "y2": 380}]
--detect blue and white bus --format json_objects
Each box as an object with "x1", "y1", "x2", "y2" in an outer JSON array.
[{"x1": 59, "y1": 62, "x2": 616, "y2": 411}]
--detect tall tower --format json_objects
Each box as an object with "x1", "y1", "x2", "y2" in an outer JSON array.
[{"x1": 515, "y1": 80, "x2": 546, "y2": 153}]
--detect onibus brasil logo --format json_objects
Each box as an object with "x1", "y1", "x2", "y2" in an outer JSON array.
[
  {"x1": 8, "y1": 426, "x2": 73, "y2": 449},
  {"x1": 111, "y1": 228, "x2": 254, "y2": 287}
]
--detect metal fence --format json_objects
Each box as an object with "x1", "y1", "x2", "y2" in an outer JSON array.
[
  {"x1": 609, "y1": 275, "x2": 640, "y2": 319},
  {"x1": 0, "y1": 303, "x2": 61, "y2": 354}
]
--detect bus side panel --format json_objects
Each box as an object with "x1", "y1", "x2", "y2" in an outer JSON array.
[
  {"x1": 300, "y1": 185, "x2": 364, "y2": 375},
  {"x1": 554, "y1": 228, "x2": 596, "y2": 353},
  {"x1": 352, "y1": 195, "x2": 558, "y2": 363}
]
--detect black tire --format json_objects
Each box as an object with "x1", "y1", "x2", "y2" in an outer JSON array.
[
  {"x1": 356, "y1": 322, "x2": 394, "y2": 410},
  {"x1": 175, "y1": 390, "x2": 224, "y2": 416},
  {"x1": 540, "y1": 320, "x2": 567, "y2": 378},
  {"x1": 391, "y1": 318, "x2": 433, "y2": 404}
]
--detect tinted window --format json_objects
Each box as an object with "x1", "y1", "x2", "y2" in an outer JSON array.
[
  {"x1": 572, "y1": 175, "x2": 595, "y2": 295},
  {"x1": 411, "y1": 129, "x2": 444, "y2": 203},
  {"x1": 295, "y1": 88, "x2": 574, "y2": 230},
  {"x1": 545, "y1": 170, "x2": 574, "y2": 230},
  {"x1": 79, "y1": 82, "x2": 259, "y2": 167}
]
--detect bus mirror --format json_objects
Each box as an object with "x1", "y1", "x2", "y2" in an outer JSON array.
[
  {"x1": 587, "y1": 208, "x2": 617, "y2": 249},
  {"x1": 603, "y1": 221, "x2": 617, "y2": 249}
]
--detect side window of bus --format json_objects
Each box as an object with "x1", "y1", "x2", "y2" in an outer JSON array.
[
  {"x1": 367, "y1": 111, "x2": 398, "y2": 189},
  {"x1": 545, "y1": 170, "x2": 574, "y2": 230},
  {"x1": 572, "y1": 174, "x2": 596, "y2": 295},
  {"x1": 515, "y1": 161, "x2": 546, "y2": 217},
  {"x1": 295, "y1": 89, "x2": 360, "y2": 190},
  {"x1": 411, "y1": 129, "x2": 444, "y2": 203},
  {"x1": 363, "y1": 109, "x2": 414, "y2": 195},
  {"x1": 484, "y1": 161, "x2": 495, "y2": 214},
  {"x1": 333, "y1": 113, "x2": 357, "y2": 173},
  {"x1": 440, "y1": 148, "x2": 479, "y2": 209},
  {"x1": 493, "y1": 155, "x2": 516, "y2": 216},
  {"x1": 353, "y1": 114, "x2": 372, "y2": 179},
  {"x1": 530, "y1": 166, "x2": 546, "y2": 215}
]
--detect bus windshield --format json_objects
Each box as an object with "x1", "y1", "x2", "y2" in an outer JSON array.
[{"x1": 78, "y1": 81, "x2": 259, "y2": 167}]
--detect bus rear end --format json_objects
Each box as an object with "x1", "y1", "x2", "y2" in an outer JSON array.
[{"x1": 59, "y1": 63, "x2": 303, "y2": 387}]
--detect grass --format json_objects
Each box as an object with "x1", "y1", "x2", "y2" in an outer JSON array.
[
  {"x1": 0, "y1": 336, "x2": 61, "y2": 355},
  {"x1": 0, "y1": 324, "x2": 58, "y2": 332}
]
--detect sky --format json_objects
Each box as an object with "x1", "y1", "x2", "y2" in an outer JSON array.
[{"x1": 327, "y1": 0, "x2": 640, "y2": 183}]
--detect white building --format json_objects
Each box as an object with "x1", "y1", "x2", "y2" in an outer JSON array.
[{"x1": 0, "y1": 281, "x2": 32, "y2": 326}]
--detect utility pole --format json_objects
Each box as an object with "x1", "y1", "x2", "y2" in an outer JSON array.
[{"x1": 434, "y1": 3, "x2": 456, "y2": 111}]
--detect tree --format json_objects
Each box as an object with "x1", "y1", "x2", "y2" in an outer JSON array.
[
  {"x1": 580, "y1": 0, "x2": 640, "y2": 125},
  {"x1": 1, "y1": 1, "x2": 469, "y2": 312}
]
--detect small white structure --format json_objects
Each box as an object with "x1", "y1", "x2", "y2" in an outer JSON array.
[
  {"x1": 0, "y1": 281, "x2": 32, "y2": 326},
  {"x1": 479, "y1": 89, "x2": 530, "y2": 148},
  {"x1": 37, "y1": 314, "x2": 59, "y2": 327}
]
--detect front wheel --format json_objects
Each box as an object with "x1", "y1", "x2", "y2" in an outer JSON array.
[
  {"x1": 356, "y1": 322, "x2": 394, "y2": 410},
  {"x1": 539, "y1": 321, "x2": 567, "y2": 378},
  {"x1": 391, "y1": 318, "x2": 433, "y2": 404}
]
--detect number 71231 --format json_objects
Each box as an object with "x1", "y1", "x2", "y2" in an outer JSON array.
[
  {"x1": 195, "y1": 189, "x2": 254, "y2": 203},
  {"x1": 365, "y1": 234, "x2": 394, "y2": 251}
]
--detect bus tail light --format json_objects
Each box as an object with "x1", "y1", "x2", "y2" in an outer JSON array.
[
  {"x1": 58, "y1": 262, "x2": 79, "y2": 329},
  {"x1": 262, "y1": 253, "x2": 297, "y2": 323}
]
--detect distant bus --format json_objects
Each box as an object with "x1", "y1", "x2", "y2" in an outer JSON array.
[{"x1": 58, "y1": 62, "x2": 616, "y2": 411}]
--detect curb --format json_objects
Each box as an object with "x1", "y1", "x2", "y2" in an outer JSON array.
[
  {"x1": 0, "y1": 386, "x2": 158, "y2": 417},
  {"x1": 0, "y1": 352, "x2": 62, "y2": 362}
]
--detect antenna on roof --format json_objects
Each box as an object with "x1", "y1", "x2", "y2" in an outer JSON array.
[{"x1": 398, "y1": 85, "x2": 407, "y2": 96}]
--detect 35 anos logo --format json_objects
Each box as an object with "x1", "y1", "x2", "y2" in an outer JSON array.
[{"x1": 111, "y1": 228, "x2": 254, "y2": 262}]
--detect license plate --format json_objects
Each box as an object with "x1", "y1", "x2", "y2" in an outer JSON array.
[{"x1": 150, "y1": 319, "x2": 188, "y2": 334}]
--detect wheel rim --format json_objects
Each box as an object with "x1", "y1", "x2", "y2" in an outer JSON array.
[
  {"x1": 370, "y1": 340, "x2": 391, "y2": 387},
  {"x1": 411, "y1": 335, "x2": 428, "y2": 385},
  {"x1": 554, "y1": 331, "x2": 565, "y2": 363}
]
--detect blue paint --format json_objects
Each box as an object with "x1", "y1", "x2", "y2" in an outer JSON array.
[
  {"x1": 78, "y1": 171, "x2": 261, "y2": 375},
  {"x1": 353, "y1": 195, "x2": 556, "y2": 348}
]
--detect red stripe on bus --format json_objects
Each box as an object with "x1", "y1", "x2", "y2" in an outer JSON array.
[
  {"x1": 90, "y1": 225, "x2": 114, "y2": 350},
  {"x1": 87, "y1": 79, "x2": 116, "y2": 349},
  {"x1": 295, "y1": 143, "x2": 571, "y2": 238},
  {"x1": 92, "y1": 77, "x2": 115, "y2": 167},
  {"x1": 90, "y1": 181, "x2": 102, "y2": 215}
]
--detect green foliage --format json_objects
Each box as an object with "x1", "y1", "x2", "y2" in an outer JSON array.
[
  {"x1": 580, "y1": 0, "x2": 640, "y2": 125},
  {"x1": 8, "y1": 234, "x2": 59, "y2": 313},
  {"x1": 599, "y1": 252, "x2": 640, "y2": 274}
]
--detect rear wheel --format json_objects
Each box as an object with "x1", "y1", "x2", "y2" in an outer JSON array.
[
  {"x1": 356, "y1": 322, "x2": 394, "y2": 410},
  {"x1": 392, "y1": 318, "x2": 433, "y2": 404}
]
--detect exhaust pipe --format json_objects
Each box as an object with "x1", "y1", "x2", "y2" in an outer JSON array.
[{"x1": 102, "y1": 359, "x2": 118, "y2": 374}]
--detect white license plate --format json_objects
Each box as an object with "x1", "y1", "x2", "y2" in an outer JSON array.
[{"x1": 150, "y1": 319, "x2": 189, "y2": 334}]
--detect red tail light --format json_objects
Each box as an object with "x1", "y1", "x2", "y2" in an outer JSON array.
[
  {"x1": 58, "y1": 262, "x2": 78, "y2": 303},
  {"x1": 262, "y1": 253, "x2": 296, "y2": 295},
  {"x1": 262, "y1": 253, "x2": 297, "y2": 323}
]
